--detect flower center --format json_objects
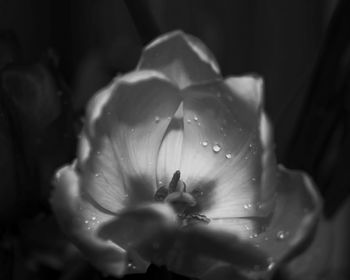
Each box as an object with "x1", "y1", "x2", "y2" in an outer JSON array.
[{"x1": 154, "y1": 170, "x2": 210, "y2": 226}]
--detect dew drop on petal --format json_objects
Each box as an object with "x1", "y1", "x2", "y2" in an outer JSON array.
[
  {"x1": 225, "y1": 153, "x2": 232, "y2": 159},
  {"x1": 84, "y1": 220, "x2": 89, "y2": 224},
  {"x1": 187, "y1": 119, "x2": 191, "y2": 124},
  {"x1": 154, "y1": 116, "x2": 160, "y2": 123},
  {"x1": 251, "y1": 177, "x2": 256, "y2": 182},
  {"x1": 276, "y1": 230, "x2": 287, "y2": 240},
  {"x1": 243, "y1": 203, "x2": 252, "y2": 210},
  {"x1": 92, "y1": 216, "x2": 96, "y2": 221},
  {"x1": 194, "y1": 115, "x2": 199, "y2": 121},
  {"x1": 95, "y1": 173, "x2": 100, "y2": 178},
  {"x1": 212, "y1": 144, "x2": 221, "y2": 153},
  {"x1": 268, "y1": 262, "x2": 276, "y2": 271},
  {"x1": 201, "y1": 141, "x2": 208, "y2": 147}
]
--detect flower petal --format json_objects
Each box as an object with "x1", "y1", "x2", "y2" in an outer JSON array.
[
  {"x1": 138, "y1": 30, "x2": 221, "y2": 89},
  {"x1": 50, "y1": 164, "x2": 139, "y2": 277},
  {"x1": 176, "y1": 78, "x2": 273, "y2": 238},
  {"x1": 80, "y1": 71, "x2": 182, "y2": 212},
  {"x1": 98, "y1": 203, "x2": 177, "y2": 247},
  {"x1": 134, "y1": 225, "x2": 270, "y2": 279},
  {"x1": 97, "y1": 203, "x2": 177, "y2": 272},
  {"x1": 281, "y1": 217, "x2": 333, "y2": 280},
  {"x1": 156, "y1": 102, "x2": 184, "y2": 186},
  {"x1": 254, "y1": 166, "x2": 322, "y2": 267}
]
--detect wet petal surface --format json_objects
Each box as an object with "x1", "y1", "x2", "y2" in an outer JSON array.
[
  {"x1": 80, "y1": 71, "x2": 182, "y2": 212},
  {"x1": 51, "y1": 164, "x2": 142, "y2": 277}
]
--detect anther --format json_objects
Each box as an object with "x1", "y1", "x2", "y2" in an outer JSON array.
[{"x1": 169, "y1": 170, "x2": 181, "y2": 193}]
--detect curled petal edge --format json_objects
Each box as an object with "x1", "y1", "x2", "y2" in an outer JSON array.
[{"x1": 50, "y1": 164, "x2": 149, "y2": 277}]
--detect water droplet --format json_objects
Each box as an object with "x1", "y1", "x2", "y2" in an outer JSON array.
[
  {"x1": 249, "y1": 143, "x2": 254, "y2": 148},
  {"x1": 84, "y1": 220, "x2": 89, "y2": 224},
  {"x1": 253, "y1": 233, "x2": 258, "y2": 238},
  {"x1": 194, "y1": 115, "x2": 199, "y2": 121},
  {"x1": 95, "y1": 173, "x2": 100, "y2": 178},
  {"x1": 251, "y1": 177, "x2": 256, "y2": 182},
  {"x1": 187, "y1": 119, "x2": 191, "y2": 124},
  {"x1": 225, "y1": 153, "x2": 232, "y2": 159},
  {"x1": 92, "y1": 217, "x2": 96, "y2": 221},
  {"x1": 243, "y1": 203, "x2": 252, "y2": 210},
  {"x1": 201, "y1": 141, "x2": 208, "y2": 147},
  {"x1": 276, "y1": 230, "x2": 288, "y2": 240},
  {"x1": 154, "y1": 116, "x2": 160, "y2": 123},
  {"x1": 212, "y1": 144, "x2": 221, "y2": 153},
  {"x1": 268, "y1": 261, "x2": 276, "y2": 271}
]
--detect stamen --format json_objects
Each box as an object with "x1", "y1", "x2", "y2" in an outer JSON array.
[{"x1": 169, "y1": 170, "x2": 181, "y2": 193}]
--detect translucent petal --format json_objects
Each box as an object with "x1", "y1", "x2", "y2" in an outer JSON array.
[
  {"x1": 156, "y1": 102, "x2": 184, "y2": 186},
  {"x1": 51, "y1": 164, "x2": 149, "y2": 277},
  {"x1": 138, "y1": 30, "x2": 221, "y2": 89},
  {"x1": 255, "y1": 166, "x2": 322, "y2": 266},
  {"x1": 177, "y1": 79, "x2": 272, "y2": 233},
  {"x1": 80, "y1": 71, "x2": 182, "y2": 212}
]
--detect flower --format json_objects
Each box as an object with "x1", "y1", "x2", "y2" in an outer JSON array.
[{"x1": 51, "y1": 31, "x2": 322, "y2": 279}]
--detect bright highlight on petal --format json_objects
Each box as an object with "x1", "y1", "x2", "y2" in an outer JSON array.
[
  {"x1": 80, "y1": 71, "x2": 182, "y2": 212},
  {"x1": 157, "y1": 102, "x2": 184, "y2": 186}
]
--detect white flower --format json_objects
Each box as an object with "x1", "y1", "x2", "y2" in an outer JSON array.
[{"x1": 51, "y1": 31, "x2": 321, "y2": 280}]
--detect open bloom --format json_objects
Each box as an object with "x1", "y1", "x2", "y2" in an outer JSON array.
[{"x1": 51, "y1": 31, "x2": 321, "y2": 279}]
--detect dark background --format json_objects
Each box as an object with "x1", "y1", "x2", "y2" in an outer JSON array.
[{"x1": 1, "y1": 0, "x2": 349, "y2": 279}]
